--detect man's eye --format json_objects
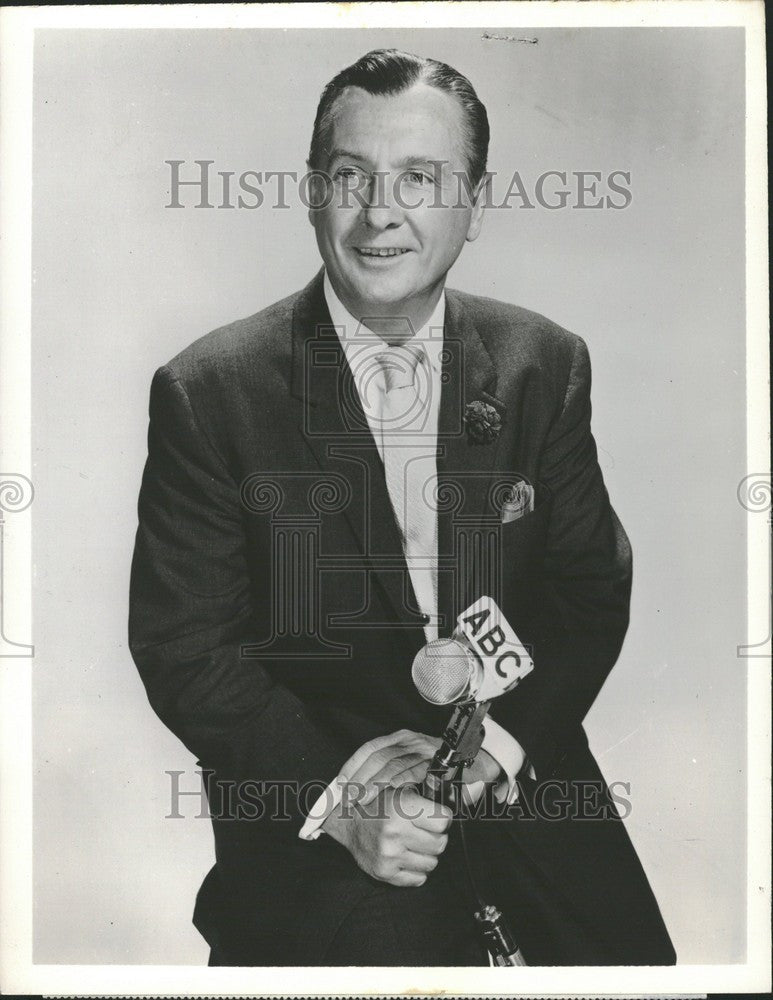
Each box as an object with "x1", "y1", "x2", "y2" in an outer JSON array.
[
  {"x1": 404, "y1": 170, "x2": 432, "y2": 185},
  {"x1": 334, "y1": 167, "x2": 363, "y2": 183}
]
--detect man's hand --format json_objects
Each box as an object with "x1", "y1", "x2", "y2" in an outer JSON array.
[
  {"x1": 335, "y1": 728, "x2": 506, "y2": 806},
  {"x1": 337, "y1": 729, "x2": 441, "y2": 802},
  {"x1": 322, "y1": 784, "x2": 452, "y2": 887}
]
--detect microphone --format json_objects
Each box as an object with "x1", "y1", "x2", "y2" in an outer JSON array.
[
  {"x1": 412, "y1": 596, "x2": 534, "y2": 705},
  {"x1": 410, "y1": 596, "x2": 533, "y2": 968}
]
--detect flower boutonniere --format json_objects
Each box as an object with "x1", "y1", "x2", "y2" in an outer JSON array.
[{"x1": 464, "y1": 400, "x2": 502, "y2": 445}]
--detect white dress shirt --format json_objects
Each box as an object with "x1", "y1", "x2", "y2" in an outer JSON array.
[{"x1": 298, "y1": 274, "x2": 527, "y2": 841}]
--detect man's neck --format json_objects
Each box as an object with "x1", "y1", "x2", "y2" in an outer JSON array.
[{"x1": 328, "y1": 279, "x2": 445, "y2": 345}]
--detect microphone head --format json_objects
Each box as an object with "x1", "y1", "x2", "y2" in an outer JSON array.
[{"x1": 411, "y1": 638, "x2": 475, "y2": 705}]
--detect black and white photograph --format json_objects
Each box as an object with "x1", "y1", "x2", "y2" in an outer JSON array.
[{"x1": 0, "y1": 2, "x2": 769, "y2": 995}]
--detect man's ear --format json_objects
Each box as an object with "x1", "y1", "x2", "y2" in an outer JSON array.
[{"x1": 465, "y1": 173, "x2": 489, "y2": 243}]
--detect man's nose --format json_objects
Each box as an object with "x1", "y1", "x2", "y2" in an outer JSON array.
[{"x1": 362, "y1": 172, "x2": 404, "y2": 230}]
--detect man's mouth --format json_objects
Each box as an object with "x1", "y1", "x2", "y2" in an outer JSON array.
[{"x1": 354, "y1": 247, "x2": 411, "y2": 258}]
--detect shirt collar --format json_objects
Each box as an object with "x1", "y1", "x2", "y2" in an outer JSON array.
[{"x1": 323, "y1": 270, "x2": 445, "y2": 377}]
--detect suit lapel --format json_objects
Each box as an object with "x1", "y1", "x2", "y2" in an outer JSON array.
[
  {"x1": 436, "y1": 290, "x2": 508, "y2": 635},
  {"x1": 290, "y1": 271, "x2": 427, "y2": 649}
]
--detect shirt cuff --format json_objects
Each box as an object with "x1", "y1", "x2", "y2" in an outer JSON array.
[
  {"x1": 481, "y1": 716, "x2": 534, "y2": 805},
  {"x1": 298, "y1": 777, "x2": 343, "y2": 840}
]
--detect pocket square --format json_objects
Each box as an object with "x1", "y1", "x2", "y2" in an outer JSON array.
[{"x1": 501, "y1": 482, "x2": 535, "y2": 523}]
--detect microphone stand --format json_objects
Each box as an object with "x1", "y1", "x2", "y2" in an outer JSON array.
[{"x1": 419, "y1": 700, "x2": 527, "y2": 967}]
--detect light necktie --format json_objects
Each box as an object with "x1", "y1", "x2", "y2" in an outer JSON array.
[{"x1": 377, "y1": 344, "x2": 438, "y2": 615}]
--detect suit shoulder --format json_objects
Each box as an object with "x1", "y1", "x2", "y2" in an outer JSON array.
[
  {"x1": 161, "y1": 288, "x2": 298, "y2": 386},
  {"x1": 447, "y1": 288, "x2": 583, "y2": 364}
]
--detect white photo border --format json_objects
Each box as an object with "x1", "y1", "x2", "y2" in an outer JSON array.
[{"x1": 0, "y1": 2, "x2": 768, "y2": 995}]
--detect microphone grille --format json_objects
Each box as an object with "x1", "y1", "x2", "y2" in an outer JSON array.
[{"x1": 412, "y1": 638, "x2": 473, "y2": 705}]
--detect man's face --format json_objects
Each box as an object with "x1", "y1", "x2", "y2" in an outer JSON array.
[{"x1": 309, "y1": 82, "x2": 485, "y2": 326}]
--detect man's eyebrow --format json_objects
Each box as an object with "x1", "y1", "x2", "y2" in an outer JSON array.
[
  {"x1": 326, "y1": 150, "x2": 443, "y2": 170},
  {"x1": 394, "y1": 156, "x2": 443, "y2": 170},
  {"x1": 327, "y1": 148, "x2": 368, "y2": 164}
]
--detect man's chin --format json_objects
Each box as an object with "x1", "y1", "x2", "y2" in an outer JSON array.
[{"x1": 340, "y1": 279, "x2": 418, "y2": 317}]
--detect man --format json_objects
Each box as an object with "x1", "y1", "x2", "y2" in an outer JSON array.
[{"x1": 129, "y1": 48, "x2": 675, "y2": 966}]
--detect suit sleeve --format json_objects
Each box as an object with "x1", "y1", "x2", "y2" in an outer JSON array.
[
  {"x1": 489, "y1": 335, "x2": 633, "y2": 779},
  {"x1": 128, "y1": 365, "x2": 343, "y2": 810}
]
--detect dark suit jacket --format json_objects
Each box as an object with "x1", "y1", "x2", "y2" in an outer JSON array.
[{"x1": 129, "y1": 270, "x2": 675, "y2": 965}]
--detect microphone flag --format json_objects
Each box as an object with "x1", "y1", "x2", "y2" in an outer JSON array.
[{"x1": 456, "y1": 596, "x2": 534, "y2": 702}]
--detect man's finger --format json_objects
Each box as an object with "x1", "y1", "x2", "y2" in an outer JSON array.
[
  {"x1": 389, "y1": 870, "x2": 427, "y2": 888},
  {"x1": 460, "y1": 780, "x2": 486, "y2": 806},
  {"x1": 339, "y1": 731, "x2": 434, "y2": 782},
  {"x1": 355, "y1": 753, "x2": 431, "y2": 804},
  {"x1": 337, "y1": 730, "x2": 416, "y2": 781},
  {"x1": 403, "y1": 825, "x2": 449, "y2": 857},
  {"x1": 387, "y1": 786, "x2": 452, "y2": 831},
  {"x1": 345, "y1": 735, "x2": 437, "y2": 791},
  {"x1": 349, "y1": 746, "x2": 427, "y2": 783},
  {"x1": 407, "y1": 798, "x2": 453, "y2": 833},
  {"x1": 387, "y1": 760, "x2": 431, "y2": 789},
  {"x1": 399, "y1": 850, "x2": 439, "y2": 875}
]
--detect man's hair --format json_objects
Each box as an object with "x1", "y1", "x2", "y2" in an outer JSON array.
[{"x1": 308, "y1": 48, "x2": 490, "y2": 187}]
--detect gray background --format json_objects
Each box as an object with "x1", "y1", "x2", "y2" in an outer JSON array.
[{"x1": 32, "y1": 27, "x2": 746, "y2": 964}]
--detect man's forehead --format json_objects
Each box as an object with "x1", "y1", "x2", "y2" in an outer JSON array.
[{"x1": 328, "y1": 82, "x2": 465, "y2": 155}]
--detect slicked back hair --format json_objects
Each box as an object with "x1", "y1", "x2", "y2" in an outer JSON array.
[{"x1": 308, "y1": 48, "x2": 490, "y2": 187}]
